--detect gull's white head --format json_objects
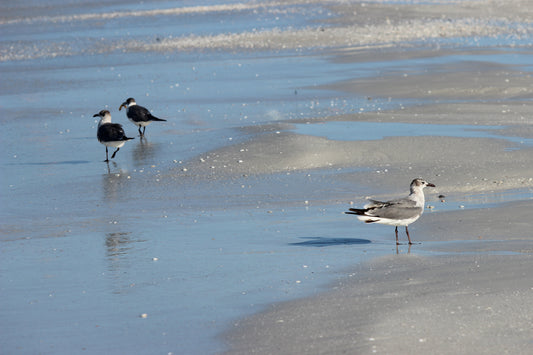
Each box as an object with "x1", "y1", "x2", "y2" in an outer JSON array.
[
  {"x1": 410, "y1": 178, "x2": 436, "y2": 193},
  {"x1": 93, "y1": 110, "x2": 112, "y2": 125}
]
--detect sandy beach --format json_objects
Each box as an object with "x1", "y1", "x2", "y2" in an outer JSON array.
[
  {"x1": 1, "y1": 0, "x2": 533, "y2": 354},
  {"x1": 225, "y1": 253, "x2": 533, "y2": 354},
  {"x1": 222, "y1": 1, "x2": 533, "y2": 354},
  {"x1": 221, "y1": 102, "x2": 533, "y2": 354}
]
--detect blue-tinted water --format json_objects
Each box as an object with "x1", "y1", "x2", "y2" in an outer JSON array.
[
  {"x1": 1, "y1": 1, "x2": 533, "y2": 354},
  {"x1": 294, "y1": 121, "x2": 533, "y2": 147}
]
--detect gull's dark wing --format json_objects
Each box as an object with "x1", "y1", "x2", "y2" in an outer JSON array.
[
  {"x1": 128, "y1": 105, "x2": 153, "y2": 122},
  {"x1": 98, "y1": 123, "x2": 128, "y2": 141},
  {"x1": 128, "y1": 105, "x2": 165, "y2": 122}
]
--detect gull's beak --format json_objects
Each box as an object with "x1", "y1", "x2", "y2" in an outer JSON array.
[
  {"x1": 93, "y1": 113, "x2": 100, "y2": 117},
  {"x1": 119, "y1": 103, "x2": 126, "y2": 111},
  {"x1": 427, "y1": 183, "x2": 436, "y2": 187}
]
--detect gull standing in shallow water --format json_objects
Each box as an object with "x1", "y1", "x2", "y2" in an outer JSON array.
[
  {"x1": 93, "y1": 110, "x2": 134, "y2": 162},
  {"x1": 345, "y1": 178, "x2": 436, "y2": 245},
  {"x1": 119, "y1": 97, "x2": 166, "y2": 137}
]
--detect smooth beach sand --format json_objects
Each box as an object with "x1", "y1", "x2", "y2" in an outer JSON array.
[{"x1": 225, "y1": 253, "x2": 533, "y2": 354}]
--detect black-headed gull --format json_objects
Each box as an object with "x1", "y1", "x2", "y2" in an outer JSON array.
[
  {"x1": 119, "y1": 97, "x2": 166, "y2": 137},
  {"x1": 93, "y1": 110, "x2": 134, "y2": 162}
]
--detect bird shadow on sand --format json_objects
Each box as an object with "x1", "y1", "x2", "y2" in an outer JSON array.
[
  {"x1": 20, "y1": 160, "x2": 91, "y2": 165},
  {"x1": 289, "y1": 237, "x2": 371, "y2": 247}
]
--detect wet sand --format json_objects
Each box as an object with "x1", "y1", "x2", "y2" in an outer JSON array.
[
  {"x1": 222, "y1": 1, "x2": 533, "y2": 353},
  {"x1": 2, "y1": 0, "x2": 533, "y2": 354},
  {"x1": 221, "y1": 111, "x2": 533, "y2": 354},
  {"x1": 225, "y1": 253, "x2": 533, "y2": 354},
  {"x1": 220, "y1": 100, "x2": 533, "y2": 355}
]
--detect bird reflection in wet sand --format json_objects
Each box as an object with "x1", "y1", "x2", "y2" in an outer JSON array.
[
  {"x1": 132, "y1": 137, "x2": 159, "y2": 165},
  {"x1": 345, "y1": 178, "x2": 435, "y2": 245},
  {"x1": 105, "y1": 232, "x2": 133, "y2": 258},
  {"x1": 103, "y1": 160, "x2": 118, "y2": 174},
  {"x1": 101, "y1": 168, "x2": 132, "y2": 202},
  {"x1": 396, "y1": 243, "x2": 412, "y2": 255},
  {"x1": 104, "y1": 231, "x2": 145, "y2": 294}
]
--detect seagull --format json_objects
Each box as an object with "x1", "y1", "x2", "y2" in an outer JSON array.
[
  {"x1": 93, "y1": 110, "x2": 134, "y2": 162},
  {"x1": 119, "y1": 97, "x2": 166, "y2": 137},
  {"x1": 345, "y1": 178, "x2": 436, "y2": 245}
]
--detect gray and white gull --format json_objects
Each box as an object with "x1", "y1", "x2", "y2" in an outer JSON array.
[{"x1": 345, "y1": 178, "x2": 435, "y2": 245}]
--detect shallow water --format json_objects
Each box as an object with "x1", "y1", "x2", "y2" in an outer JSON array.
[
  {"x1": 1, "y1": 1, "x2": 533, "y2": 354},
  {"x1": 1, "y1": 204, "x2": 391, "y2": 354},
  {"x1": 294, "y1": 121, "x2": 533, "y2": 147}
]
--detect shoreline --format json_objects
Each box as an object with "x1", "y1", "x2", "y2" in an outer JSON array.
[
  {"x1": 178, "y1": 103, "x2": 533, "y2": 198},
  {"x1": 220, "y1": 2, "x2": 533, "y2": 349},
  {"x1": 2, "y1": 0, "x2": 533, "y2": 354},
  {"x1": 219, "y1": 71, "x2": 533, "y2": 355},
  {"x1": 218, "y1": 108, "x2": 533, "y2": 353},
  {"x1": 222, "y1": 195, "x2": 533, "y2": 354}
]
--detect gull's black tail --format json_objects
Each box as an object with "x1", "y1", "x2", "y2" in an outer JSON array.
[{"x1": 149, "y1": 114, "x2": 167, "y2": 122}]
